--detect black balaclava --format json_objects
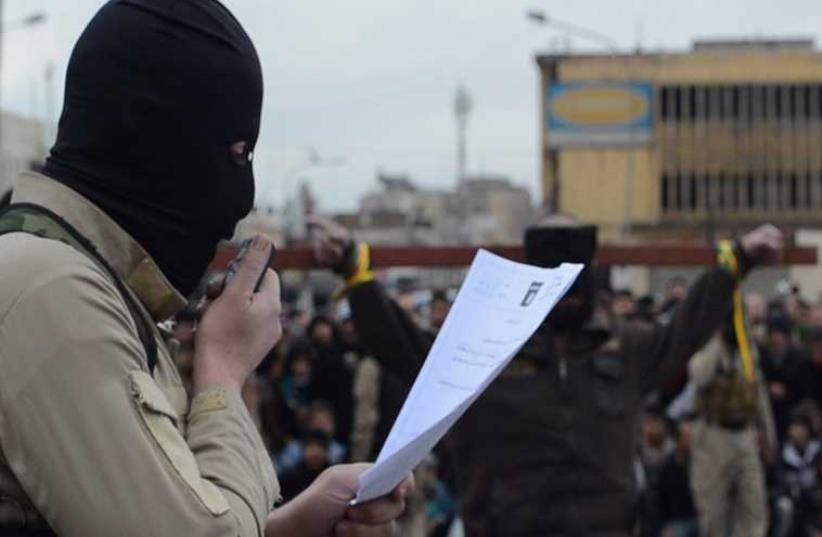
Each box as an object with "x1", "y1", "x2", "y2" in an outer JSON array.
[
  {"x1": 42, "y1": 0, "x2": 262, "y2": 297},
  {"x1": 525, "y1": 224, "x2": 598, "y2": 333}
]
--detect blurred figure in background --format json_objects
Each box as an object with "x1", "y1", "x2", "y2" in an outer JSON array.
[
  {"x1": 420, "y1": 455, "x2": 456, "y2": 537},
  {"x1": 793, "y1": 328, "x2": 822, "y2": 410},
  {"x1": 808, "y1": 453, "x2": 822, "y2": 537},
  {"x1": 278, "y1": 401, "x2": 346, "y2": 472},
  {"x1": 307, "y1": 315, "x2": 356, "y2": 446},
  {"x1": 746, "y1": 293, "x2": 769, "y2": 345},
  {"x1": 278, "y1": 429, "x2": 333, "y2": 503},
  {"x1": 688, "y1": 315, "x2": 776, "y2": 537},
  {"x1": 761, "y1": 315, "x2": 806, "y2": 440},
  {"x1": 657, "y1": 417, "x2": 698, "y2": 537},
  {"x1": 780, "y1": 413, "x2": 821, "y2": 537},
  {"x1": 635, "y1": 295, "x2": 657, "y2": 324},
  {"x1": 640, "y1": 410, "x2": 676, "y2": 477},
  {"x1": 428, "y1": 290, "x2": 451, "y2": 335},
  {"x1": 638, "y1": 409, "x2": 675, "y2": 537},
  {"x1": 611, "y1": 289, "x2": 637, "y2": 320},
  {"x1": 278, "y1": 341, "x2": 315, "y2": 428}
]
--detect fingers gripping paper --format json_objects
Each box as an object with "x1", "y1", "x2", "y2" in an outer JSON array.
[{"x1": 355, "y1": 250, "x2": 583, "y2": 504}]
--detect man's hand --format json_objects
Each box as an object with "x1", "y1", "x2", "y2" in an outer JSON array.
[
  {"x1": 267, "y1": 464, "x2": 414, "y2": 537},
  {"x1": 740, "y1": 224, "x2": 784, "y2": 268},
  {"x1": 307, "y1": 214, "x2": 356, "y2": 274},
  {"x1": 193, "y1": 236, "x2": 281, "y2": 391}
]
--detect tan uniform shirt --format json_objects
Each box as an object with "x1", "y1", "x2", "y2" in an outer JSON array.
[
  {"x1": 688, "y1": 335, "x2": 776, "y2": 445},
  {"x1": 0, "y1": 172, "x2": 279, "y2": 536}
]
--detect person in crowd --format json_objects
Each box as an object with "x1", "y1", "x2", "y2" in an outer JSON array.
[
  {"x1": 0, "y1": 1, "x2": 411, "y2": 535},
  {"x1": 279, "y1": 430, "x2": 334, "y2": 503},
  {"x1": 761, "y1": 315, "x2": 806, "y2": 439},
  {"x1": 810, "y1": 304, "x2": 822, "y2": 329},
  {"x1": 807, "y1": 451, "x2": 822, "y2": 537},
  {"x1": 278, "y1": 341, "x2": 316, "y2": 427},
  {"x1": 746, "y1": 293, "x2": 769, "y2": 346},
  {"x1": 637, "y1": 408, "x2": 674, "y2": 537},
  {"x1": 428, "y1": 290, "x2": 451, "y2": 334},
  {"x1": 307, "y1": 315, "x2": 357, "y2": 446},
  {"x1": 419, "y1": 455, "x2": 457, "y2": 537},
  {"x1": 611, "y1": 289, "x2": 637, "y2": 320},
  {"x1": 310, "y1": 213, "x2": 783, "y2": 537},
  {"x1": 793, "y1": 328, "x2": 822, "y2": 410},
  {"x1": 640, "y1": 410, "x2": 676, "y2": 477},
  {"x1": 278, "y1": 401, "x2": 347, "y2": 472},
  {"x1": 780, "y1": 413, "x2": 822, "y2": 536},
  {"x1": 688, "y1": 315, "x2": 776, "y2": 537},
  {"x1": 635, "y1": 295, "x2": 657, "y2": 324},
  {"x1": 657, "y1": 417, "x2": 698, "y2": 537},
  {"x1": 348, "y1": 312, "x2": 383, "y2": 463}
]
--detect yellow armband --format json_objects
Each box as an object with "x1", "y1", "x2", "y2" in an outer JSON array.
[{"x1": 717, "y1": 240, "x2": 740, "y2": 279}]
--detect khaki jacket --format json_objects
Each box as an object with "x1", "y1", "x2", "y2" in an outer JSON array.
[
  {"x1": 0, "y1": 172, "x2": 279, "y2": 536},
  {"x1": 689, "y1": 335, "x2": 777, "y2": 445}
]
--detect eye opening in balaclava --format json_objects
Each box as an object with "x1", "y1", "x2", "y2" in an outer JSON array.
[
  {"x1": 42, "y1": 0, "x2": 263, "y2": 298},
  {"x1": 525, "y1": 216, "x2": 598, "y2": 333}
]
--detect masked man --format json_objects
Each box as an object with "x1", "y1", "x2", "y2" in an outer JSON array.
[
  {"x1": 0, "y1": 2, "x2": 410, "y2": 536},
  {"x1": 310, "y1": 214, "x2": 783, "y2": 537}
]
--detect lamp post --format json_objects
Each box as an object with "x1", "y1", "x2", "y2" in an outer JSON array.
[
  {"x1": 0, "y1": 6, "x2": 49, "y2": 109},
  {"x1": 526, "y1": 10, "x2": 619, "y2": 54},
  {"x1": 0, "y1": 1, "x2": 48, "y2": 191},
  {"x1": 527, "y1": 10, "x2": 638, "y2": 239}
]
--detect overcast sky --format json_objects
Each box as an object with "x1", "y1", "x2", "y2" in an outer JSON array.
[{"x1": 4, "y1": 0, "x2": 822, "y2": 211}]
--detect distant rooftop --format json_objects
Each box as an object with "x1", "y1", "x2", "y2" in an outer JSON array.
[
  {"x1": 462, "y1": 175, "x2": 515, "y2": 191},
  {"x1": 536, "y1": 36, "x2": 818, "y2": 66},
  {"x1": 692, "y1": 37, "x2": 815, "y2": 52},
  {"x1": 378, "y1": 173, "x2": 417, "y2": 192}
]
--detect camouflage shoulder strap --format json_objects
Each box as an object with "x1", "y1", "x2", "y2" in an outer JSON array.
[{"x1": 0, "y1": 203, "x2": 159, "y2": 374}]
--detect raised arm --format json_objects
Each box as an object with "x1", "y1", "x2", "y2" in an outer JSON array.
[
  {"x1": 309, "y1": 215, "x2": 431, "y2": 387},
  {"x1": 630, "y1": 225, "x2": 784, "y2": 394}
]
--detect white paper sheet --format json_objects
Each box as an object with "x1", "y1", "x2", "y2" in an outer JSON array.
[{"x1": 354, "y1": 249, "x2": 583, "y2": 504}]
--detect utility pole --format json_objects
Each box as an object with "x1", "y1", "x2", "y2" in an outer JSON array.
[
  {"x1": 0, "y1": 0, "x2": 5, "y2": 187},
  {"x1": 44, "y1": 61, "x2": 55, "y2": 148},
  {"x1": 454, "y1": 83, "x2": 472, "y2": 184},
  {"x1": 0, "y1": 6, "x2": 48, "y2": 190}
]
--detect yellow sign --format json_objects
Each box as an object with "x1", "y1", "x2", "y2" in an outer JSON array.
[{"x1": 551, "y1": 86, "x2": 649, "y2": 126}]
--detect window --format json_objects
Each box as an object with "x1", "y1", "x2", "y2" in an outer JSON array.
[{"x1": 659, "y1": 83, "x2": 822, "y2": 121}]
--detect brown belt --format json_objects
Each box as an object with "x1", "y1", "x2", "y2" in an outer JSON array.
[{"x1": 703, "y1": 415, "x2": 754, "y2": 431}]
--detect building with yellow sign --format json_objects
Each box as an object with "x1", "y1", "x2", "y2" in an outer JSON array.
[{"x1": 537, "y1": 38, "x2": 822, "y2": 246}]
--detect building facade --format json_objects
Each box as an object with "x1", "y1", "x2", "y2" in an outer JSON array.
[{"x1": 537, "y1": 39, "x2": 822, "y2": 243}]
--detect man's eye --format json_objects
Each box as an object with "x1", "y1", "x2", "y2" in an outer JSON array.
[{"x1": 230, "y1": 141, "x2": 254, "y2": 167}]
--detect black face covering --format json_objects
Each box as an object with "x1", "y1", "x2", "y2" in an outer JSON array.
[
  {"x1": 43, "y1": 0, "x2": 262, "y2": 297},
  {"x1": 525, "y1": 225, "x2": 598, "y2": 333}
]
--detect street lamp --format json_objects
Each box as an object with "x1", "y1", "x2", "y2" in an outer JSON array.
[
  {"x1": 0, "y1": 3, "x2": 48, "y2": 193},
  {"x1": 3, "y1": 11, "x2": 47, "y2": 32},
  {"x1": 525, "y1": 9, "x2": 619, "y2": 54},
  {"x1": 527, "y1": 9, "x2": 640, "y2": 240}
]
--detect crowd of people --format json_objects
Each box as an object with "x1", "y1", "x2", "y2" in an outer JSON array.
[
  {"x1": 170, "y1": 271, "x2": 822, "y2": 537},
  {"x1": 629, "y1": 279, "x2": 822, "y2": 537}
]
